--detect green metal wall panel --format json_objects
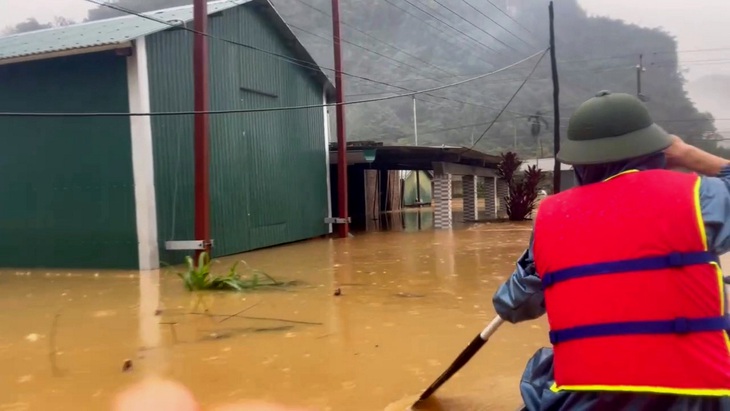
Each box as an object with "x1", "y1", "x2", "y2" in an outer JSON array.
[
  {"x1": 0, "y1": 52, "x2": 138, "y2": 268},
  {"x1": 147, "y1": 5, "x2": 329, "y2": 264}
]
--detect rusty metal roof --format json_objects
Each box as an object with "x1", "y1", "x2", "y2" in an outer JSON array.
[
  {"x1": 329, "y1": 142, "x2": 502, "y2": 170},
  {"x1": 0, "y1": 0, "x2": 249, "y2": 62}
]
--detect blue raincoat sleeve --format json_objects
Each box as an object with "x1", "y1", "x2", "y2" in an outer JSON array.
[
  {"x1": 492, "y1": 233, "x2": 546, "y2": 324},
  {"x1": 699, "y1": 165, "x2": 730, "y2": 256}
]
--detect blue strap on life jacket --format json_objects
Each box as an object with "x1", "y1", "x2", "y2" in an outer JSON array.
[
  {"x1": 549, "y1": 315, "x2": 730, "y2": 345},
  {"x1": 541, "y1": 251, "x2": 718, "y2": 289}
]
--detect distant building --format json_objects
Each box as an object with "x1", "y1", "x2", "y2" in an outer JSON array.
[
  {"x1": 330, "y1": 143, "x2": 505, "y2": 228},
  {"x1": 0, "y1": 0, "x2": 334, "y2": 269},
  {"x1": 520, "y1": 157, "x2": 577, "y2": 192}
]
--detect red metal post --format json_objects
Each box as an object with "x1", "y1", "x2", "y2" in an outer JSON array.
[
  {"x1": 331, "y1": 0, "x2": 349, "y2": 238},
  {"x1": 193, "y1": 0, "x2": 211, "y2": 257}
]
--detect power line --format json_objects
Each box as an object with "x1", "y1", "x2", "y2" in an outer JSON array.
[
  {"x1": 557, "y1": 47, "x2": 730, "y2": 66},
  {"x1": 84, "y1": 0, "x2": 325, "y2": 73},
  {"x1": 293, "y1": 0, "x2": 458, "y2": 77},
  {"x1": 281, "y1": 5, "x2": 540, "y2": 114},
  {"x1": 484, "y1": 0, "x2": 536, "y2": 37},
  {"x1": 457, "y1": 0, "x2": 535, "y2": 48},
  {"x1": 288, "y1": 23, "x2": 438, "y2": 80},
  {"x1": 287, "y1": 24, "x2": 528, "y2": 111},
  {"x1": 0, "y1": 50, "x2": 547, "y2": 117},
  {"x1": 83, "y1": 0, "x2": 461, "y2": 101},
  {"x1": 463, "y1": 48, "x2": 550, "y2": 152},
  {"x1": 381, "y1": 0, "x2": 495, "y2": 67},
  {"x1": 91, "y1": 0, "x2": 524, "y2": 110},
  {"x1": 347, "y1": 62, "x2": 636, "y2": 91},
  {"x1": 396, "y1": 0, "x2": 500, "y2": 55},
  {"x1": 427, "y1": 0, "x2": 522, "y2": 53}
]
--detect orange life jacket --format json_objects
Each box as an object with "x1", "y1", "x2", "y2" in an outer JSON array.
[{"x1": 533, "y1": 169, "x2": 730, "y2": 396}]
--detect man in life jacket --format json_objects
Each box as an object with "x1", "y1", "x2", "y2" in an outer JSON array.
[{"x1": 493, "y1": 91, "x2": 730, "y2": 411}]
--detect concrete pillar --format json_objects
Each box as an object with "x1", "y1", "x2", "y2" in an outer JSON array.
[
  {"x1": 433, "y1": 173, "x2": 452, "y2": 229},
  {"x1": 497, "y1": 178, "x2": 510, "y2": 219},
  {"x1": 483, "y1": 177, "x2": 497, "y2": 219},
  {"x1": 462, "y1": 175, "x2": 478, "y2": 222}
]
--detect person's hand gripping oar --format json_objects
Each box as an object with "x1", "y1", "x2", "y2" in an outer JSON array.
[{"x1": 413, "y1": 315, "x2": 505, "y2": 406}]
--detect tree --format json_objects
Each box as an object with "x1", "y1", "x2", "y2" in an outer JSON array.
[
  {"x1": 3, "y1": 16, "x2": 76, "y2": 36},
  {"x1": 3, "y1": 18, "x2": 52, "y2": 35},
  {"x1": 497, "y1": 152, "x2": 544, "y2": 221}
]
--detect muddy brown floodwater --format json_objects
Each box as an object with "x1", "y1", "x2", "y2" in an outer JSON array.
[{"x1": 0, "y1": 220, "x2": 553, "y2": 411}]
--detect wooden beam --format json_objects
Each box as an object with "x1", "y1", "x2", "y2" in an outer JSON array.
[
  {"x1": 432, "y1": 161, "x2": 498, "y2": 177},
  {"x1": 0, "y1": 42, "x2": 133, "y2": 66}
]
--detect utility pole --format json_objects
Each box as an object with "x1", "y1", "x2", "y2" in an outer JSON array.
[
  {"x1": 193, "y1": 0, "x2": 211, "y2": 258},
  {"x1": 549, "y1": 1, "x2": 561, "y2": 193},
  {"x1": 331, "y1": 0, "x2": 349, "y2": 238},
  {"x1": 413, "y1": 96, "x2": 419, "y2": 147},
  {"x1": 636, "y1": 54, "x2": 647, "y2": 101},
  {"x1": 413, "y1": 96, "x2": 421, "y2": 204}
]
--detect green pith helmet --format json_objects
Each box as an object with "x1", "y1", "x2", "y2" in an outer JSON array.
[{"x1": 556, "y1": 91, "x2": 673, "y2": 165}]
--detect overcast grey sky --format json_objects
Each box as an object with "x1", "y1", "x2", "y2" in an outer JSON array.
[{"x1": 579, "y1": 0, "x2": 730, "y2": 81}]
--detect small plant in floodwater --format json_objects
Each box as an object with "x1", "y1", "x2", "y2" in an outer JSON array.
[{"x1": 177, "y1": 252, "x2": 283, "y2": 292}]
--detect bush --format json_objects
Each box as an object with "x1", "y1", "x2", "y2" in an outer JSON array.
[{"x1": 497, "y1": 152, "x2": 544, "y2": 221}]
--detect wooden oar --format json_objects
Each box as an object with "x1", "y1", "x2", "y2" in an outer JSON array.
[{"x1": 414, "y1": 315, "x2": 505, "y2": 406}]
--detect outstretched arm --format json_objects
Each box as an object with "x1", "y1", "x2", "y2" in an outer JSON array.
[
  {"x1": 664, "y1": 135, "x2": 730, "y2": 255},
  {"x1": 492, "y1": 233, "x2": 546, "y2": 323},
  {"x1": 664, "y1": 135, "x2": 730, "y2": 176}
]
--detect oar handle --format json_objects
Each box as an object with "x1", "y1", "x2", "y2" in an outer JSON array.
[
  {"x1": 417, "y1": 315, "x2": 505, "y2": 402},
  {"x1": 480, "y1": 316, "x2": 505, "y2": 339}
]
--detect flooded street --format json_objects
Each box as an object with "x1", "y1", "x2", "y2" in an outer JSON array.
[{"x1": 0, "y1": 219, "x2": 548, "y2": 410}]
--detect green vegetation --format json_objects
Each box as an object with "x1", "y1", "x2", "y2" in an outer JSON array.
[
  {"x1": 177, "y1": 252, "x2": 283, "y2": 292},
  {"x1": 498, "y1": 152, "x2": 544, "y2": 221}
]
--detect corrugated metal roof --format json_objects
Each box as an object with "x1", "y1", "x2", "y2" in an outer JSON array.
[{"x1": 0, "y1": 0, "x2": 249, "y2": 62}]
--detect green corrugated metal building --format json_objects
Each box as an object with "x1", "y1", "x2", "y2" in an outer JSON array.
[{"x1": 0, "y1": 0, "x2": 334, "y2": 270}]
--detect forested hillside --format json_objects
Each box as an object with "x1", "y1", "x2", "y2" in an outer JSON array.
[{"x1": 5, "y1": 0, "x2": 723, "y2": 157}]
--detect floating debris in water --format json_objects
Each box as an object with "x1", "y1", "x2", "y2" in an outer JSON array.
[
  {"x1": 25, "y1": 334, "x2": 40, "y2": 343},
  {"x1": 333, "y1": 288, "x2": 341, "y2": 296},
  {"x1": 395, "y1": 292, "x2": 425, "y2": 298},
  {"x1": 427, "y1": 359, "x2": 442, "y2": 367},
  {"x1": 122, "y1": 359, "x2": 133, "y2": 372},
  {"x1": 93, "y1": 310, "x2": 117, "y2": 318}
]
